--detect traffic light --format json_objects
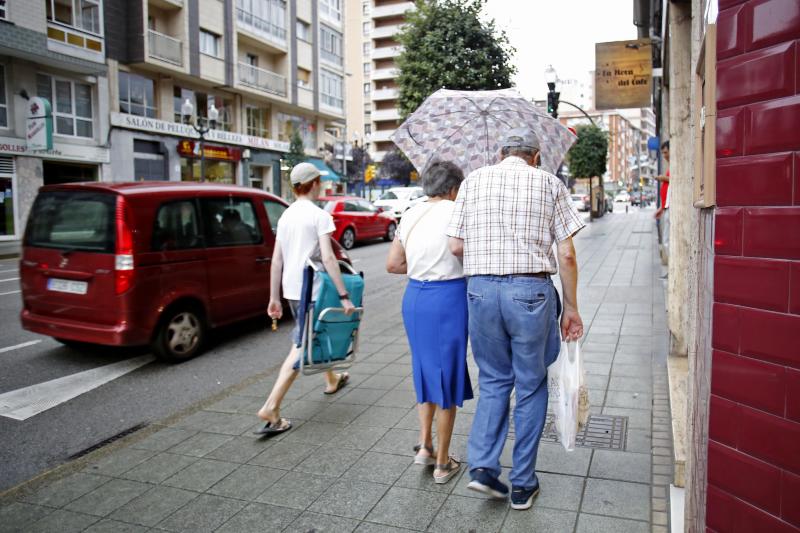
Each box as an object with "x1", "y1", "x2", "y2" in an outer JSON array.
[
  {"x1": 364, "y1": 164, "x2": 376, "y2": 183},
  {"x1": 547, "y1": 91, "x2": 560, "y2": 118}
]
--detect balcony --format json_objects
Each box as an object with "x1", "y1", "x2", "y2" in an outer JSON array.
[
  {"x1": 371, "y1": 23, "x2": 402, "y2": 39},
  {"x1": 371, "y1": 45, "x2": 402, "y2": 60},
  {"x1": 149, "y1": 0, "x2": 183, "y2": 9},
  {"x1": 46, "y1": 21, "x2": 105, "y2": 63},
  {"x1": 297, "y1": 85, "x2": 314, "y2": 109},
  {"x1": 372, "y1": 87, "x2": 399, "y2": 101},
  {"x1": 320, "y1": 93, "x2": 344, "y2": 114},
  {"x1": 148, "y1": 29, "x2": 183, "y2": 66},
  {"x1": 320, "y1": 49, "x2": 343, "y2": 68},
  {"x1": 372, "y1": 1, "x2": 414, "y2": 19},
  {"x1": 371, "y1": 68, "x2": 398, "y2": 81},
  {"x1": 236, "y1": 3, "x2": 287, "y2": 49},
  {"x1": 238, "y1": 62, "x2": 287, "y2": 97},
  {"x1": 373, "y1": 108, "x2": 401, "y2": 122},
  {"x1": 370, "y1": 129, "x2": 395, "y2": 142}
]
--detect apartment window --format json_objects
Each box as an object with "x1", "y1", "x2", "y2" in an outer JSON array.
[
  {"x1": 319, "y1": 0, "x2": 341, "y2": 24},
  {"x1": 173, "y1": 87, "x2": 232, "y2": 131},
  {"x1": 364, "y1": 124, "x2": 371, "y2": 135},
  {"x1": 47, "y1": 0, "x2": 102, "y2": 35},
  {"x1": 362, "y1": 21, "x2": 371, "y2": 35},
  {"x1": 238, "y1": 0, "x2": 287, "y2": 41},
  {"x1": 296, "y1": 20, "x2": 311, "y2": 42},
  {"x1": 320, "y1": 25, "x2": 343, "y2": 66},
  {"x1": 0, "y1": 0, "x2": 6, "y2": 20},
  {"x1": 199, "y1": 30, "x2": 221, "y2": 58},
  {"x1": 362, "y1": 1, "x2": 369, "y2": 16},
  {"x1": 363, "y1": 83, "x2": 370, "y2": 95},
  {"x1": 363, "y1": 62, "x2": 371, "y2": 75},
  {"x1": 297, "y1": 68, "x2": 311, "y2": 87},
  {"x1": 246, "y1": 106, "x2": 270, "y2": 138},
  {"x1": 245, "y1": 53, "x2": 258, "y2": 66},
  {"x1": 362, "y1": 42, "x2": 371, "y2": 57},
  {"x1": 0, "y1": 65, "x2": 6, "y2": 128},
  {"x1": 37, "y1": 73, "x2": 93, "y2": 138},
  {"x1": 118, "y1": 72, "x2": 156, "y2": 118},
  {"x1": 320, "y1": 69, "x2": 343, "y2": 110}
]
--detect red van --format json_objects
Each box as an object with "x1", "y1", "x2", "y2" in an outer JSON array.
[{"x1": 19, "y1": 182, "x2": 351, "y2": 362}]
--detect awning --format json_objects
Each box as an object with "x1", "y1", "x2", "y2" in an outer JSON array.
[{"x1": 307, "y1": 158, "x2": 341, "y2": 182}]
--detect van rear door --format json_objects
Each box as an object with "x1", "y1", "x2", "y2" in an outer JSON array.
[{"x1": 21, "y1": 190, "x2": 119, "y2": 325}]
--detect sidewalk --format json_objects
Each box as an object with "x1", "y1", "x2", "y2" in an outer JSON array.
[{"x1": 0, "y1": 209, "x2": 672, "y2": 533}]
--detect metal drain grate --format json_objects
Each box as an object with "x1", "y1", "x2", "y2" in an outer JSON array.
[
  {"x1": 69, "y1": 423, "x2": 148, "y2": 460},
  {"x1": 540, "y1": 414, "x2": 628, "y2": 450}
]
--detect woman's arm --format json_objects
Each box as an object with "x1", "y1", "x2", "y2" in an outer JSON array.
[{"x1": 386, "y1": 236, "x2": 407, "y2": 274}]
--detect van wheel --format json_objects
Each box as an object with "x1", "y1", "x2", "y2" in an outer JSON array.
[
  {"x1": 384, "y1": 223, "x2": 397, "y2": 242},
  {"x1": 153, "y1": 307, "x2": 206, "y2": 363},
  {"x1": 340, "y1": 228, "x2": 355, "y2": 250}
]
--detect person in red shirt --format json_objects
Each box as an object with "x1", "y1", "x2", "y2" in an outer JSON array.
[{"x1": 654, "y1": 141, "x2": 670, "y2": 220}]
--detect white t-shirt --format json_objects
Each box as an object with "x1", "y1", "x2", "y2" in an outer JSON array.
[
  {"x1": 398, "y1": 200, "x2": 464, "y2": 281},
  {"x1": 276, "y1": 198, "x2": 336, "y2": 300}
]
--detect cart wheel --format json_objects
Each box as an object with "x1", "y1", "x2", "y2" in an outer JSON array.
[
  {"x1": 341, "y1": 228, "x2": 355, "y2": 250},
  {"x1": 384, "y1": 223, "x2": 396, "y2": 242}
]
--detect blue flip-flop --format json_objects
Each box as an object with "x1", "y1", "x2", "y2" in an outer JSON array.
[{"x1": 253, "y1": 418, "x2": 292, "y2": 437}]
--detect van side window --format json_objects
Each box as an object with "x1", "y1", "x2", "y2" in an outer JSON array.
[
  {"x1": 263, "y1": 200, "x2": 287, "y2": 235},
  {"x1": 152, "y1": 201, "x2": 202, "y2": 251},
  {"x1": 201, "y1": 198, "x2": 262, "y2": 247}
]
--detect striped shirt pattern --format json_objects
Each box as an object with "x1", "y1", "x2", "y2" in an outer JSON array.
[{"x1": 447, "y1": 156, "x2": 585, "y2": 276}]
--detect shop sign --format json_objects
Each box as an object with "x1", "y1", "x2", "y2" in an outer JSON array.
[
  {"x1": 26, "y1": 97, "x2": 54, "y2": 151},
  {"x1": 177, "y1": 140, "x2": 242, "y2": 161},
  {"x1": 0, "y1": 136, "x2": 110, "y2": 163},
  {"x1": 595, "y1": 39, "x2": 653, "y2": 110},
  {"x1": 111, "y1": 113, "x2": 290, "y2": 153}
]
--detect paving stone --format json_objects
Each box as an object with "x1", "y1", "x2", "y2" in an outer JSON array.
[
  {"x1": 281, "y1": 399, "x2": 332, "y2": 420},
  {"x1": 352, "y1": 406, "x2": 410, "y2": 428},
  {"x1": 370, "y1": 428, "x2": 420, "y2": 456},
  {"x1": 207, "y1": 463, "x2": 287, "y2": 500},
  {"x1": 653, "y1": 498, "x2": 667, "y2": 511},
  {"x1": 625, "y1": 428, "x2": 652, "y2": 453},
  {"x1": 281, "y1": 420, "x2": 347, "y2": 445},
  {"x1": 310, "y1": 479, "x2": 389, "y2": 520},
  {"x1": 21, "y1": 472, "x2": 109, "y2": 508},
  {"x1": 336, "y1": 387, "x2": 388, "y2": 405},
  {"x1": 590, "y1": 450, "x2": 651, "y2": 483},
  {"x1": 27, "y1": 509, "x2": 99, "y2": 533},
  {"x1": 284, "y1": 511, "x2": 360, "y2": 533},
  {"x1": 394, "y1": 408, "x2": 423, "y2": 430},
  {"x1": 380, "y1": 363, "x2": 413, "y2": 377},
  {"x1": 535, "y1": 472, "x2": 584, "y2": 511},
  {"x1": 294, "y1": 446, "x2": 364, "y2": 477},
  {"x1": 603, "y1": 407, "x2": 652, "y2": 431},
  {"x1": 255, "y1": 471, "x2": 335, "y2": 510},
  {"x1": 119, "y1": 452, "x2": 196, "y2": 484},
  {"x1": 375, "y1": 389, "x2": 417, "y2": 408},
  {"x1": 205, "y1": 435, "x2": 271, "y2": 463},
  {"x1": 581, "y1": 478, "x2": 650, "y2": 521},
  {"x1": 156, "y1": 493, "x2": 246, "y2": 533},
  {"x1": 0, "y1": 501, "x2": 53, "y2": 533},
  {"x1": 582, "y1": 350, "x2": 615, "y2": 363},
  {"x1": 451, "y1": 467, "x2": 511, "y2": 499},
  {"x1": 585, "y1": 373, "x2": 609, "y2": 390},
  {"x1": 365, "y1": 486, "x2": 446, "y2": 530},
  {"x1": 348, "y1": 362, "x2": 388, "y2": 375},
  {"x1": 167, "y1": 432, "x2": 233, "y2": 457},
  {"x1": 608, "y1": 376, "x2": 652, "y2": 393},
  {"x1": 327, "y1": 424, "x2": 389, "y2": 451},
  {"x1": 575, "y1": 513, "x2": 649, "y2": 533},
  {"x1": 83, "y1": 519, "x2": 149, "y2": 533},
  {"x1": 355, "y1": 523, "x2": 414, "y2": 533},
  {"x1": 249, "y1": 441, "x2": 318, "y2": 470},
  {"x1": 215, "y1": 503, "x2": 300, "y2": 533},
  {"x1": 344, "y1": 451, "x2": 413, "y2": 485},
  {"x1": 427, "y1": 494, "x2": 508, "y2": 533},
  {"x1": 536, "y1": 443, "x2": 592, "y2": 477},
  {"x1": 612, "y1": 364, "x2": 652, "y2": 378},
  {"x1": 311, "y1": 403, "x2": 370, "y2": 424},
  {"x1": 584, "y1": 362, "x2": 612, "y2": 376},
  {"x1": 205, "y1": 395, "x2": 262, "y2": 414},
  {"x1": 502, "y1": 507, "x2": 576, "y2": 533},
  {"x1": 163, "y1": 458, "x2": 238, "y2": 491},
  {"x1": 171, "y1": 410, "x2": 255, "y2": 435},
  {"x1": 393, "y1": 376, "x2": 417, "y2": 391},
  {"x1": 605, "y1": 391, "x2": 652, "y2": 410},
  {"x1": 83, "y1": 447, "x2": 155, "y2": 477},
  {"x1": 65, "y1": 478, "x2": 150, "y2": 517},
  {"x1": 130, "y1": 427, "x2": 196, "y2": 452},
  {"x1": 395, "y1": 462, "x2": 463, "y2": 494},
  {"x1": 108, "y1": 486, "x2": 197, "y2": 526}
]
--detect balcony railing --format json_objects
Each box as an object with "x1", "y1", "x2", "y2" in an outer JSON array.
[
  {"x1": 238, "y1": 62, "x2": 287, "y2": 97},
  {"x1": 320, "y1": 48, "x2": 343, "y2": 67},
  {"x1": 148, "y1": 29, "x2": 183, "y2": 66},
  {"x1": 321, "y1": 93, "x2": 344, "y2": 111},
  {"x1": 236, "y1": 3, "x2": 287, "y2": 46}
]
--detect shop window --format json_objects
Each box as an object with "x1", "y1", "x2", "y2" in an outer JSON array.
[
  {"x1": 47, "y1": 0, "x2": 102, "y2": 35},
  {"x1": 199, "y1": 29, "x2": 221, "y2": 58},
  {"x1": 37, "y1": 73, "x2": 93, "y2": 138},
  {"x1": 152, "y1": 200, "x2": 202, "y2": 251},
  {"x1": 133, "y1": 139, "x2": 166, "y2": 181},
  {"x1": 0, "y1": 156, "x2": 15, "y2": 238},
  {"x1": 263, "y1": 199, "x2": 286, "y2": 235},
  {"x1": 42, "y1": 161, "x2": 96, "y2": 185},
  {"x1": 201, "y1": 197, "x2": 262, "y2": 247},
  {"x1": 180, "y1": 158, "x2": 235, "y2": 184},
  {"x1": 246, "y1": 106, "x2": 270, "y2": 138},
  {"x1": 118, "y1": 72, "x2": 156, "y2": 118},
  {"x1": 0, "y1": 64, "x2": 7, "y2": 128}
]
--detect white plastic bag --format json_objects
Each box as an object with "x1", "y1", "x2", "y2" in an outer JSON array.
[{"x1": 547, "y1": 340, "x2": 590, "y2": 451}]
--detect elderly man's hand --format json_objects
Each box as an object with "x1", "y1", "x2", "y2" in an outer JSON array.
[{"x1": 560, "y1": 307, "x2": 583, "y2": 341}]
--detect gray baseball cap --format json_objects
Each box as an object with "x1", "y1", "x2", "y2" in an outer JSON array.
[
  {"x1": 290, "y1": 162, "x2": 321, "y2": 185},
  {"x1": 501, "y1": 127, "x2": 540, "y2": 150}
]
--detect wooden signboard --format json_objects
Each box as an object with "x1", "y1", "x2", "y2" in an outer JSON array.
[{"x1": 595, "y1": 39, "x2": 653, "y2": 110}]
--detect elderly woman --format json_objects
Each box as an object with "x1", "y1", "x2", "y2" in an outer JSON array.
[{"x1": 386, "y1": 161, "x2": 473, "y2": 484}]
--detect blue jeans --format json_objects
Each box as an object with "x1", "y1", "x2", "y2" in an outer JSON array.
[{"x1": 466, "y1": 275, "x2": 561, "y2": 489}]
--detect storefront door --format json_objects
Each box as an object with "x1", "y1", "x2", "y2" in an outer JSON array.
[
  {"x1": 0, "y1": 156, "x2": 17, "y2": 239},
  {"x1": 42, "y1": 162, "x2": 98, "y2": 185}
]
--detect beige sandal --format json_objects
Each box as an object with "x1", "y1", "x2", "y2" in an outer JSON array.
[
  {"x1": 433, "y1": 457, "x2": 461, "y2": 484},
  {"x1": 413, "y1": 444, "x2": 435, "y2": 466}
]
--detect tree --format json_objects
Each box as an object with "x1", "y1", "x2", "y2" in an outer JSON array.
[
  {"x1": 379, "y1": 149, "x2": 416, "y2": 184},
  {"x1": 396, "y1": 0, "x2": 516, "y2": 118},
  {"x1": 285, "y1": 130, "x2": 306, "y2": 170},
  {"x1": 567, "y1": 124, "x2": 608, "y2": 180}
]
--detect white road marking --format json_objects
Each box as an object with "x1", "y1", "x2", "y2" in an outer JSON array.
[
  {"x1": 0, "y1": 277, "x2": 20, "y2": 282},
  {"x1": 0, "y1": 354, "x2": 156, "y2": 420},
  {"x1": 0, "y1": 269, "x2": 18, "y2": 274},
  {"x1": 0, "y1": 290, "x2": 21, "y2": 296},
  {"x1": 0, "y1": 341, "x2": 41, "y2": 354}
]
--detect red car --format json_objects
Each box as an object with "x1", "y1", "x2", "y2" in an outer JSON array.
[
  {"x1": 19, "y1": 182, "x2": 352, "y2": 362},
  {"x1": 316, "y1": 196, "x2": 397, "y2": 249}
]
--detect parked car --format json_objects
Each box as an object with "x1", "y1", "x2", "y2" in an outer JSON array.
[
  {"x1": 373, "y1": 186, "x2": 427, "y2": 218},
  {"x1": 316, "y1": 196, "x2": 397, "y2": 250},
  {"x1": 605, "y1": 192, "x2": 615, "y2": 213},
  {"x1": 19, "y1": 182, "x2": 352, "y2": 362},
  {"x1": 570, "y1": 194, "x2": 590, "y2": 212},
  {"x1": 614, "y1": 191, "x2": 631, "y2": 203}
]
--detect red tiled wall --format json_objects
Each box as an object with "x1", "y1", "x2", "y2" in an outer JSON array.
[{"x1": 710, "y1": 1, "x2": 800, "y2": 531}]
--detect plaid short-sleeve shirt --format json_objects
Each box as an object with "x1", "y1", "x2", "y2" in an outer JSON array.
[{"x1": 446, "y1": 156, "x2": 585, "y2": 276}]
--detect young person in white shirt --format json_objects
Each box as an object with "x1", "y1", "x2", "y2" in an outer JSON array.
[{"x1": 255, "y1": 162, "x2": 355, "y2": 436}]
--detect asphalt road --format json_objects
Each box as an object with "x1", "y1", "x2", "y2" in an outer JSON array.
[{"x1": 0, "y1": 240, "x2": 399, "y2": 492}]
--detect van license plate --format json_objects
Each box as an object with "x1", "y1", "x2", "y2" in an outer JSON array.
[{"x1": 47, "y1": 278, "x2": 88, "y2": 295}]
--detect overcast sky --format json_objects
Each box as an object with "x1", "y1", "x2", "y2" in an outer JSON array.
[{"x1": 482, "y1": 0, "x2": 639, "y2": 100}]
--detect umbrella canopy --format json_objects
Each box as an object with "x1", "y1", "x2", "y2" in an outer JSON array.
[{"x1": 391, "y1": 88, "x2": 577, "y2": 176}]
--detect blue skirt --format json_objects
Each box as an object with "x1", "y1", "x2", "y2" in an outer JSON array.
[{"x1": 402, "y1": 278, "x2": 473, "y2": 409}]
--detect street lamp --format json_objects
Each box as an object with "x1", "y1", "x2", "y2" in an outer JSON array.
[{"x1": 181, "y1": 98, "x2": 218, "y2": 182}]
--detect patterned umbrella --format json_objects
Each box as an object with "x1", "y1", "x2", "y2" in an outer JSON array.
[{"x1": 391, "y1": 88, "x2": 577, "y2": 176}]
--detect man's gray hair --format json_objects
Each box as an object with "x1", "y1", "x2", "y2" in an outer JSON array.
[
  {"x1": 501, "y1": 146, "x2": 539, "y2": 159},
  {"x1": 421, "y1": 160, "x2": 465, "y2": 197}
]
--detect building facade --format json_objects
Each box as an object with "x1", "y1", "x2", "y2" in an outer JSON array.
[{"x1": 0, "y1": 0, "x2": 111, "y2": 243}]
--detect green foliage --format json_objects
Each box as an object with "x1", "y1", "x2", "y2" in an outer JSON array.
[
  {"x1": 567, "y1": 124, "x2": 609, "y2": 180},
  {"x1": 285, "y1": 130, "x2": 306, "y2": 170},
  {"x1": 396, "y1": 0, "x2": 516, "y2": 118},
  {"x1": 379, "y1": 149, "x2": 416, "y2": 184}
]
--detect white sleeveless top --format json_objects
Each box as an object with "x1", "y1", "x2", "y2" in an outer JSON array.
[{"x1": 397, "y1": 200, "x2": 464, "y2": 281}]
